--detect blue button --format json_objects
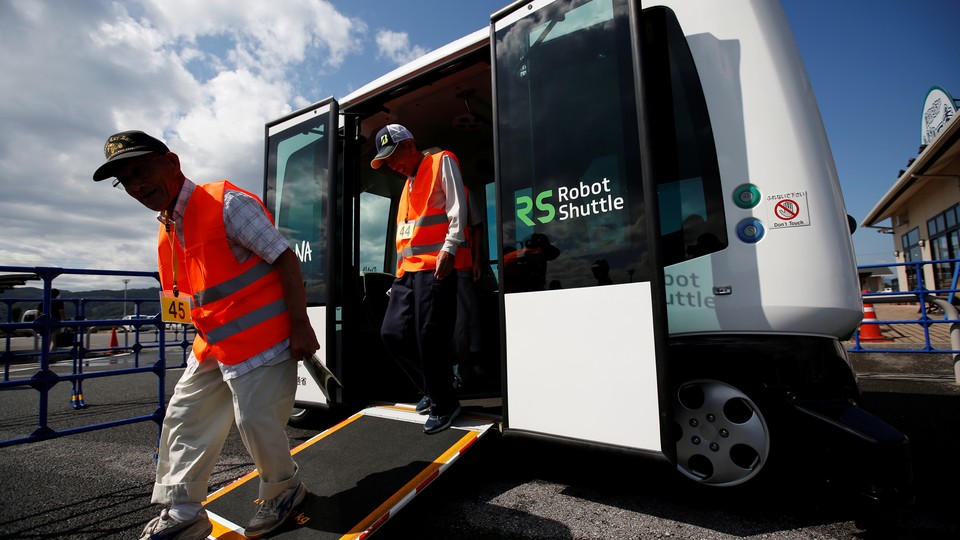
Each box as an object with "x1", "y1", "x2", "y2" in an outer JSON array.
[{"x1": 736, "y1": 218, "x2": 764, "y2": 243}]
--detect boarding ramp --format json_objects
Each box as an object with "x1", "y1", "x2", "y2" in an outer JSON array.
[{"x1": 204, "y1": 405, "x2": 496, "y2": 539}]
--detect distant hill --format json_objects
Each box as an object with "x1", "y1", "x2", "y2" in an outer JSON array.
[{"x1": 0, "y1": 286, "x2": 161, "y2": 322}]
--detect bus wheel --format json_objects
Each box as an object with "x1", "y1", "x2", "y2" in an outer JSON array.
[
  {"x1": 673, "y1": 379, "x2": 770, "y2": 487},
  {"x1": 288, "y1": 406, "x2": 315, "y2": 427}
]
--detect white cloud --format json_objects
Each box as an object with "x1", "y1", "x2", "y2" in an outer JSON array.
[
  {"x1": 175, "y1": 68, "x2": 294, "y2": 190},
  {"x1": 375, "y1": 30, "x2": 430, "y2": 65},
  {"x1": 142, "y1": 0, "x2": 363, "y2": 75},
  {"x1": 0, "y1": 0, "x2": 367, "y2": 291}
]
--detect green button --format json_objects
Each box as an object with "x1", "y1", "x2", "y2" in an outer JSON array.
[{"x1": 733, "y1": 184, "x2": 760, "y2": 209}]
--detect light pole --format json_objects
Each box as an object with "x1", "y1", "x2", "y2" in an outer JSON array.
[{"x1": 122, "y1": 278, "x2": 130, "y2": 319}]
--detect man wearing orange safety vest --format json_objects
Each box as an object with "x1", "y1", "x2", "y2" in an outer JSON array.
[
  {"x1": 372, "y1": 124, "x2": 471, "y2": 434},
  {"x1": 93, "y1": 130, "x2": 318, "y2": 540}
]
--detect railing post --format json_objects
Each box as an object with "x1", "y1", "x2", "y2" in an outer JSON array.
[
  {"x1": 0, "y1": 264, "x2": 178, "y2": 448},
  {"x1": 856, "y1": 258, "x2": 960, "y2": 385},
  {"x1": 926, "y1": 296, "x2": 960, "y2": 385}
]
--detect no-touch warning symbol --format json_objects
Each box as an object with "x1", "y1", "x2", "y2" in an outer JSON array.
[
  {"x1": 774, "y1": 199, "x2": 800, "y2": 220},
  {"x1": 765, "y1": 191, "x2": 810, "y2": 229}
]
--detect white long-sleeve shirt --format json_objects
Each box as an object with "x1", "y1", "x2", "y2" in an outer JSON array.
[{"x1": 412, "y1": 150, "x2": 468, "y2": 256}]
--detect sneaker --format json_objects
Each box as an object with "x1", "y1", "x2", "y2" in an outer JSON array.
[
  {"x1": 139, "y1": 508, "x2": 212, "y2": 540},
  {"x1": 415, "y1": 395, "x2": 431, "y2": 415},
  {"x1": 244, "y1": 482, "x2": 307, "y2": 539},
  {"x1": 423, "y1": 405, "x2": 461, "y2": 434}
]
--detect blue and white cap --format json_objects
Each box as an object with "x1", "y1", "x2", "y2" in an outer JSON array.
[{"x1": 371, "y1": 124, "x2": 414, "y2": 169}]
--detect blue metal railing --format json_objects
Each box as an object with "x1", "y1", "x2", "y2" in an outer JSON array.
[
  {"x1": 849, "y1": 258, "x2": 960, "y2": 355},
  {"x1": 4, "y1": 259, "x2": 954, "y2": 448},
  {"x1": 0, "y1": 265, "x2": 194, "y2": 449}
]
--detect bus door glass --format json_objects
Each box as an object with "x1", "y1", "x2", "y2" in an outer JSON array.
[
  {"x1": 264, "y1": 99, "x2": 337, "y2": 402},
  {"x1": 265, "y1": 103, "x2": 337, "y2": 306},
  {"x1": 493, "y1": 0, "x2": 670, "y2": 454}
]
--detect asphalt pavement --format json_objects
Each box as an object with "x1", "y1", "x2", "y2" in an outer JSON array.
[{"x1": 0, "y1": 336, "x2": 958, "y2": 539}]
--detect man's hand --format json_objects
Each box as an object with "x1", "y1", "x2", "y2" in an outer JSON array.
[
  {"x1": 289, "y1": 320, "x2": 320, "y2": 361},
  {"x1": 435, "y1": 250, "x2": 454, "y2": 280}
]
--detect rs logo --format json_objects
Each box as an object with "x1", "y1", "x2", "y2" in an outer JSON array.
[{"x1": 516, "y1": 189, "x2": 555, "y2": 226}]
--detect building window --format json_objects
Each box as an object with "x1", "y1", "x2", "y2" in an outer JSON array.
[
  {"x1": 927, "y1": 205, "x2": 960, "y2": 290},
  {"x1": 901, "y1": 227, "x2": 922, "y2": 290}
]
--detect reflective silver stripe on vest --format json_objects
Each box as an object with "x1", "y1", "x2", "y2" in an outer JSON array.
[
  {"x1": 400, "y1": 242, "x2": 445, "y2": 258},
  {"x1": 193, "y1": 260, "x2": 274, "y2": 307},
  {"x1": 399, "y1": 238, "x2": 470, "y2": 258},
  {"x1": 397, "y1": 214, "x2": 450, "y2": 257},
  {"x1": 415, "y1": 213, "x2": 448, "y2": 227},
  {"x1": 203, "y1": 298, "x2": 287, "y2": 345}
]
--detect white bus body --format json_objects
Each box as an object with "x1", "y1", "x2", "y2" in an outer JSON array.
[{"x1": 265, "y1": 0, "x2": 911, "y2": 500}]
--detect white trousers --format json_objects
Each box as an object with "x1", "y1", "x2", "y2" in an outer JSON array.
[{"x1": 151, "y1": 353, "x2": 300, "y2": 504}]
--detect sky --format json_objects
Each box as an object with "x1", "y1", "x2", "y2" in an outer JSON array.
[{"x1": 0, "y1": 0, "x2": 957, "y2": 292}]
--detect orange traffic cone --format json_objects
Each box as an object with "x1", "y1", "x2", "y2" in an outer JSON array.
[
  {"x1": 108, "y1": 327, "x2": 120, "y2": 354},
  {"x1": 858, "y1": 299, "x2": 892, "y2": 342}
]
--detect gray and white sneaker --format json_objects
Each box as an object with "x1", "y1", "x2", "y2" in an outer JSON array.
[
  {"x1": 139, "y1": 508, "x2": 212, "y2": 540},
  {"x1": 415, "y1": 395, "x2": 432, "y2": 415},
  {"x1": 244, "y1": 482, "x2": 308, "y2": 539},
  {"x1": 423, "y1": 405, "x2": 462, "y2": 434}
]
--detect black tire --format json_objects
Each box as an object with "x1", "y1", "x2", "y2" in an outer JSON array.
[{"x1": 288, "y1": 406, "x2": 316, "y2": 427}]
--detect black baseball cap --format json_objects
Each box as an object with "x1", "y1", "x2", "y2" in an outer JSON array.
[
  {"x1": 93, "y1": 130, "x2": 170, "y2": 181},
  {"x1": 370, "y1": 124, "x2": 414, "y2": 169}
]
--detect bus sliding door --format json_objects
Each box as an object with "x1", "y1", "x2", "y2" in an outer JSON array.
[
  {"x1": 263, "y1": 99, "x2": 339, "y2": 408},
  {"x1": 492, "y1": 0, "x2": 671, "y2": 456}
]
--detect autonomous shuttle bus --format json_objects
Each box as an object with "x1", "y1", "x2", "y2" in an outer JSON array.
[{"x1": 262, "y1": 0, "x2": 911, "y2": 500}]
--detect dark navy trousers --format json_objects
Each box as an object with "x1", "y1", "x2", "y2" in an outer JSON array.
[{"x1": 380, "y1": 270, "x2": 459, "y2": 414}]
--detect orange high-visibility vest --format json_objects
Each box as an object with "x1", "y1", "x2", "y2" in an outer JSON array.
[
  {"x1": 395, "y1": 151, "x2": 472, "y2": 277},
  {"x1": 157, "y1": 181, "x2": 291, "y2": 364}
]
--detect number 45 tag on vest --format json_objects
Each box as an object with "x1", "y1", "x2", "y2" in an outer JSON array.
[{"x1": 160, "y1": 291, "x2": 193, "y2": 326}]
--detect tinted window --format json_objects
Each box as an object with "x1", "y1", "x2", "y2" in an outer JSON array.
[
  {"x1": 496, "y1": 0, "x2": 646, "y2": 292},
  {"x1": 265, "y1": 116, "x2": 329, "y2": 305},
  {"x1": 494, "y1": 1, "x2": 726, "y2": 294},
  {"x1": 641, "y1": 6, "x2": 727, "y2": 264},
  {"x1": 358, "y1": 192, "x2": 392, "y2": 274}
]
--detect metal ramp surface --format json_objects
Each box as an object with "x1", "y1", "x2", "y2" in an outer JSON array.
[{"x1": 203, "y1": 405, "x2": 496, "y2": 539}]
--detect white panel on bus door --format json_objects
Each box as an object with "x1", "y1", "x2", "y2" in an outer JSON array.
[
  {"x1": 505, "y1": 283, "x2": 661, "y2": 450},
  {"x1": 493, "y1": 0, "x2": 670, "y2": 454},
  {"x1": 265, "y1": 99, "x2": 338, "y2": 407},
  {"x1": 295, "y1": 306, "x2": 328, "y2": 403}
]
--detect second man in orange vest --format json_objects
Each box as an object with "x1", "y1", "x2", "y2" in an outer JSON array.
[{"x1": 372, "y1": 124, "x2": 472, "y2": 434}]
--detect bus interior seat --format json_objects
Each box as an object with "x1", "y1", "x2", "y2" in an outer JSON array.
[{"x1": 361, "y1": 272, "x2": 396, "y2": 327}]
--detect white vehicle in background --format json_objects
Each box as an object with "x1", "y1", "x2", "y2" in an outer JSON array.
[
  {"x1": 121, "y1": 314, "x2": 159, "y2": 332},
  {"x1": 263, "y1": 0, "x2": 911, "y2": 502}
]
